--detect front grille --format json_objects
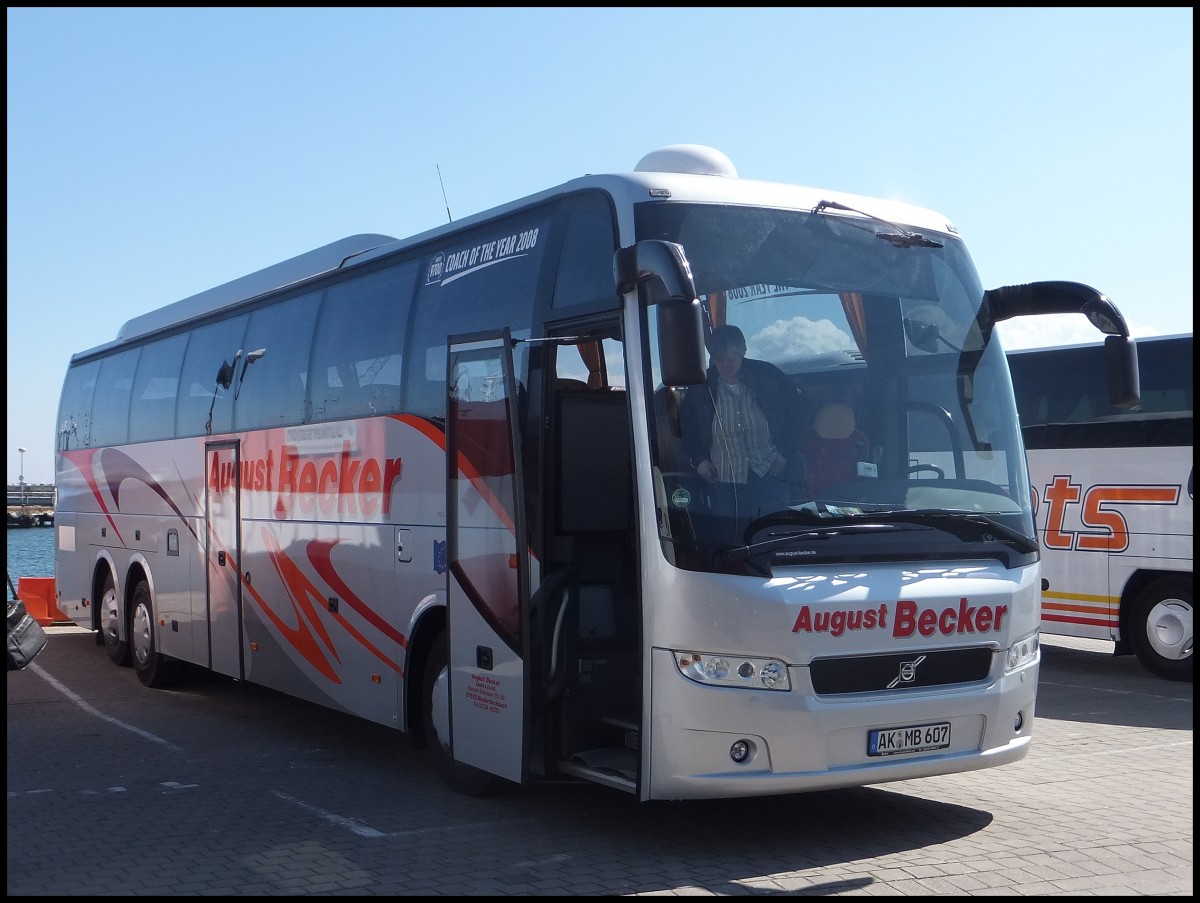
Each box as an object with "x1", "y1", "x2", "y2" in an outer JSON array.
[{"x1": 810, "y1": 647, "x2": 994, "y2": 695}]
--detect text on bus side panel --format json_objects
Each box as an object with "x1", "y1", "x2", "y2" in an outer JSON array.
[
  {"x1": 1039, "y1": 476, "x2": 1181, "y2": 552},
  {"x1": 208, "y1": 441, "x2": 403, "y2": 516}
]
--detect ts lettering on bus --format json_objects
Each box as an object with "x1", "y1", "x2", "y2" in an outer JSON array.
[
  {"x1": 206, "y1": 441, "x2": 403, "y2": 516},
  {"x1": 1040, "y1": 476, "x2": 1181, "y2": 552},
  {"x1": 791, "y1": 599, "x2": 1008, "y2": 638}
]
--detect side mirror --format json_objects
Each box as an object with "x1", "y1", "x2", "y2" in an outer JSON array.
[
  {"x1": 1104, "y1": 334, "x2": 1140, "y2": 408},
  {"x1": 984, "y1": 280, "x2": 1131, "y2": 337},
  {"x1": 215, "y1": 354, "x2": 239, "y2": 391},
  {"x1": 615, "y1": 240, "x2": 706, "y2": 385},
  {"x1": 903, "y1": 317, "x2": 942, "y2": 353},
  {"x1": 985, "y1": 280, "x2": 1141, "y2": 410}
]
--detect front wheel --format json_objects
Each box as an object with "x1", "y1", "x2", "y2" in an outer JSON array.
[
  {"x1": 131, "y1": 580, "x2": 181, "y2": 688},
  {"x1": 99, "y1": 572, "x2": 130, "y2": 666},
  {"x1": 421, "y1": 633, "x2": 500, "y2": 797},
  {"x1": 1128, "y1": 576, "x2": 1193, "y2": 682}
]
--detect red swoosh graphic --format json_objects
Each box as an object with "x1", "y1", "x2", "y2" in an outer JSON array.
[
  {"x1": 307, "y1": 538, "x2": 405, "y2": 675},
  {"x1": 307, "y1": 539, "x2": 408, "y2": 649},
  {"x1": 60, "y1": 449, "x2": 125, "y2": 544},
  {"x1": 256, "y1": 527, "x2": 342, "y2": 682}
]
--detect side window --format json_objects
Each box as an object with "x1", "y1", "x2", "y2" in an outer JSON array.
[
  {"x1": 128, "y1": 333, "x2": 188, "y2": 442},
  {"x1": 1137, "y1": 338, "x2": 1193, "y2": 416},
  {"x1": 57, "y1": 359, "x2": 100, "y2": 450},
  {"x1": 89, "y1": 348, "x2": 140, "y2": 448},
  {"x1": 406, "y1": 215, "x2": 550, "y2": 418},
  {"x1": 234, "y1": 291, "x2": 322, "y2": 430},
  {"x1": 176, "y1": 314, "x2": 249, "y2": 437},
  {"x1": 309, "y1": 261, "x2": 417, "y2": 423},
  {"x1": 552, "y1": 195, "x2": 618, "y2": 310}
]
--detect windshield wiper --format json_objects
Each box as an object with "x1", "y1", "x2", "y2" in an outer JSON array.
[
  {"x1": 723, "y1": 508, "x2": 1037, "y2": 564},
  {"x1": 812, "y1": 199, "x2": 944, "y2": 249},
  {"x1": 720, "y1": 521, "x2": 927, "y2": 563},
  {"x1": 877, "y1": 510, "x2": 1038, "y2": 553}
]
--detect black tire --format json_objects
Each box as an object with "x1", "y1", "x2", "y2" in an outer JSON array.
[
  {"x1": 99, "y1": 571, "x2": 130, "y2": 666},
  {"x1": 421, "y1": 632, "x2": 500, "y2": 797},
  {"x1": 1128, "y1": 575, "x2": 1193, "y2": 682},
  {"x1": 130, "y1": 581, "x2": 181, "y2": 688}
]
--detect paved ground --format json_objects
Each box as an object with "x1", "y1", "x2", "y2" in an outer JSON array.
[{"x1": 7, "y1": 629, "x2": 1192, "y2": 896}]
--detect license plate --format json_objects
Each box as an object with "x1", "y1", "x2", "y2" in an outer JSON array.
[{"x1": 867, "y1": 721, "x2": 951, "y2": 757}]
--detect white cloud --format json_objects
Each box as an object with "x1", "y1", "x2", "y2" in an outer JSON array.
[{"x1": 994, "y1": 314, "x2": 1165, "y2": 351}]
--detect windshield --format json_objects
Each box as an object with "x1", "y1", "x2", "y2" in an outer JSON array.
[{"x1": 639, "y1": 202, "x2": 1034, "y2": 575}]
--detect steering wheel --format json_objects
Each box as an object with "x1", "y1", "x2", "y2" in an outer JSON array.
[{"x1": 907, "y1": 463, "x2": 945, "y2": 479}]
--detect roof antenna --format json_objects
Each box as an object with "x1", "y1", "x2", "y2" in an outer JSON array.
[{"x1": 436, "y1": 164, "x2": 452, "y2": 222}]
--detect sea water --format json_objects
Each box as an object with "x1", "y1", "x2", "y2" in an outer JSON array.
[{"x1": 7, "y1": 526, "x2": 55, "y2": 583}]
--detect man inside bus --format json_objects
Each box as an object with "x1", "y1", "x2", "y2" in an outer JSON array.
[{"x1": 679, "y1": 324, "x2": 808, "y2": 539}]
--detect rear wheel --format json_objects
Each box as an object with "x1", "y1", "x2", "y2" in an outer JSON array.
[
  {"x1": 131, "y1": 580, "x2": 181, "y2": 688},
  {"x1": 1128, "y1": 576, "x2": 1193, "y2": 682},
  {"x1": 99, "y1": 572, "x2": 130, "y2": 666},
  {"x1": 422, "y1": 632, "x2": 499, "y2": 797}
]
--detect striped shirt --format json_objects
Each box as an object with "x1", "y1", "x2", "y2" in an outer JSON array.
[{"x1": 710, "y1": 380, "x2": 779, "y2": 482}]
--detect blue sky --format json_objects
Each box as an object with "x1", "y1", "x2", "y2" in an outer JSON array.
[{"x1": 7, "y1": 8, "x2": 1193, "y2": 485}]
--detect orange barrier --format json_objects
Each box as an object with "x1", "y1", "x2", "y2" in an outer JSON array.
[{"x1": 18, "y1": 577, "x2": 69, "y2": 626}]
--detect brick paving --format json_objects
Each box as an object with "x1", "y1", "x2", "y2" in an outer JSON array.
[{"x1": 7, "y1": 630, "x2": 1192, "y2": 895}]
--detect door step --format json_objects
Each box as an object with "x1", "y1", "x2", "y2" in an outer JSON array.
[{"x1": 559, "y1": 747, "x2": 638, "y2": 792}]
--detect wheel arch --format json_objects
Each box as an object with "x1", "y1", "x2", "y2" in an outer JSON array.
[
  {"x1": 1117, "y1": 567, "x2": 1189, "y2": 655},
  {"x1": 90, "y1": 554, "x2": 119, "y2": 633},
  {"x1": 124, "y1": 555, "x2": 153, "y2": 602},
  {"x1": 405, "y1": 600, "x2": 447, "y2": 747}
]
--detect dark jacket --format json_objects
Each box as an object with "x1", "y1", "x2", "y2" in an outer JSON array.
[{"x1": 679, "y1": 357, "x2": 806, "y2": 475}]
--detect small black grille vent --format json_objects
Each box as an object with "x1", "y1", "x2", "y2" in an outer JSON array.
[{"x1": 810, "y1": 647, "x2": 994, "y2": 695}]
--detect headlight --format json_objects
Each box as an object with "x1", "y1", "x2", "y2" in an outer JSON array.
[
  {"x1": 1005, "y1": 630, "x2": 1040, "y2": 673},
  {"x1": 674, "y1": 651, "x2": 791, "y2": 690}
]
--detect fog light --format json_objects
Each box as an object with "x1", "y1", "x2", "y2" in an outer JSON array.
[
  {"x1": 1014, "y1": 711, "x2": 1024, "y2": 732},
  {"x1": 730, "y1": 739, "x2": 751, "y2": 763}
]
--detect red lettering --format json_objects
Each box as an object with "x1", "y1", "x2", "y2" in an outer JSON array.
[
  {"x1": 894, "y1": 600, "x2": 918, "y2": 638},
  {"x1": 360, "y1": 458, "x2": 381, "y2": 515},
  {"x1": 893, "y1": 599, "x2": 1007, "y2": 637},
  {"x1": 1042, "y1": 476, "x2": 1080, "y2": 550},
  {"x1": 956, "y1": 597, "x2": 976, "y2": 633},
  {"x1": 276, "y1": 446, "x2": 300, "y2": 516},
  {"x1": 382, "y1": 456, "x2": 403, "y2": 514},
  {"x1": 1078, "y1": 485, "x2": 1179, "y2": 552},
  {"x1": 318, "y1": 460, "x2": 339, "y2": 515}
]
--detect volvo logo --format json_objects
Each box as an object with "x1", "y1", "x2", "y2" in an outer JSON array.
[{"x1": 886, "y1": 654, "x2": 926, "y2": 689}]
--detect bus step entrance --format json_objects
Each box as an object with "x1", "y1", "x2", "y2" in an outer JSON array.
[{"x1": 559, "y1": 747, "x2": 638, "y2": 793}]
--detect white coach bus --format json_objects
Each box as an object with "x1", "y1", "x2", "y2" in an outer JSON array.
[
  {"x1": 54, "y1": 145, "x2": 1140, "y2": 800},
  {"x1": 1009, "y1": 333, "x2": 1192, "y2": 681}
]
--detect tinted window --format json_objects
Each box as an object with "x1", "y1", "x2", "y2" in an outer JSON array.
[
  {"x1": 234, "y1": 291, "x2": 322, "y2": 430},
  {"x1": 128, "y1": 333, "x2": 188, "y2": 442},
  {"x1": 1010, "y1": 336, "x2": 1193, "y2": 449},
  {"x1": 309, "y1": 261, "x2": 417, "y2": 423},
  {"x1": 552, "y1": 194, "x2": 618, "y2": 310},
  {"x1": 1011, "y1": 336, "x2": 1194, "y2": 426},
  {"x1": 57, "y1": 360, "x2": 100, "y2": 451},
  {"x1": 406, "y1": 214, "x2": 550, "y2": 418},
  {"x1": 176, "y1": 314, "x2": 249, "y2": 437},
  {"x1": 89, "y1": 348, "x2": 140, "y2": 447}
]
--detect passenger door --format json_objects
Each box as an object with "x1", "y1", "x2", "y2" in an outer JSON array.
[
  {"x1": 445, "y1": 331, "x2": 529, "y2": 782},
  {"x1": 205, "y1": 440, "x2": 244, "y2": 678}
]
